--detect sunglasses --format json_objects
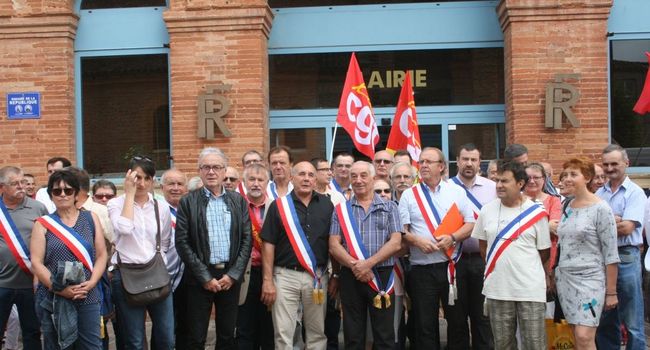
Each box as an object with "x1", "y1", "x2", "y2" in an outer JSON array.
[
  {"x1": 52, "y1": 188, "x2": 74, "y2": 197},
  {"x1": 94, "y1": 193, "x2": 115, "y2": 200},
  {"x1": 374, "y1": 189, "x2": 391, "y2": 194},
  {"x1": 374, "y1": 159, "x2": 393, "y2": 165},
  {"x1": 132, "y1": 155, "x2": 153, "y2": 162},
  {"x1": 223, "y1": 177, "x2": 238, "y2": 182}
]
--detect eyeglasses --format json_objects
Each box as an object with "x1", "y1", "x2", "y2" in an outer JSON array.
[
  {"x1": 244, "y1": 159, "x2": 262, "y2": 166},
  {"x1": 374, "y1": 159, "x2": 393, "y2": 165},
  {"x1": 6, "y1": 180, "x2": 28, "y2": 187},
  {"x1": 200, "y1": 165, "x2": 225, "y2": 173},
  {"x1": 94, "y1": 193, "x2": 115, "y2": 200},
  {"x1": 418, "y1": 159, "x2": 443, "y2": 166},
  {"x1": 528, "y1": 176, "x2": 544, "y2": 182},
  {"x1": 52, "y1": 188, "x2": 74, "y2": 197},
  {"x1": 223, "y1": 177, "x2": 238, "y2": 182},
  {"x1": 375, "y1": 189, "x2": 391, "y2": 194}
]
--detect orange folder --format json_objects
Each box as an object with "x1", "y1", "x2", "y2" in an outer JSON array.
[{"x1": 432, "y1": 203, "x2": 464, "y2": 258}]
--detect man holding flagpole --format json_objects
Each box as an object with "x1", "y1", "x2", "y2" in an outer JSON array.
[
  {"x1": 398, "y1": 147, "x2": 475, "y2": 349},
  {"x1": 0, "y1": 166, "x2": 47, "y2": 350},
  {"x1": 329, "y1": 161, "x2": 402, "y2": 350},
  {"x1": 260, "y1": 161, "x2": 333, "y2": 350}
]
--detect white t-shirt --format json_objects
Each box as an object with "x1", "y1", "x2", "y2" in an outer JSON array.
[
  {"x1": 471, "y1": 198, "x2": 551, "y2": 303},
  {"x1": 35, "y1": 187, "x2": 56, "y2": 214}
]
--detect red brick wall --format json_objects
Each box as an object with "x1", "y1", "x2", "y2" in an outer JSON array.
[
  {"x1": 163, "y1": 2, "x2": 273, "y2": 177},
  {"x1": 498, "y1": 0, "x2": 612, "y2": 177},
  {"x1": 0, "y1": 1, "x2": 77, "y2": 184}
]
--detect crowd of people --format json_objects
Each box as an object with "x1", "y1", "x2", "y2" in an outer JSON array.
[{"x1": 0, "y1": 142, "x2": 647, "y2": 350}]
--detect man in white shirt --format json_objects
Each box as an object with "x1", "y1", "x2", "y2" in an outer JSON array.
[
  {"x1": 35, "y1": 156, "x2": 71, "y2": 213},
  {"x1": 331, "y1": 152, "x2": 354, "y2": 198},
  {"x1": 472, "y1": 160, "x2": 550, "y2": 350},
  {"x1": 267, "y1": 146, "x2": 293, "y2": 199}
]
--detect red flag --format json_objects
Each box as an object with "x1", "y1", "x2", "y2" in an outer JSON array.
[
  {"x1": 634, "y1": 52, "x2": 650, "y2": 115},
  {"x1": 386, "y1": 71, "x2": 422, "y2": 165},
  {"x1": 336, "y1": 53, "x2": 379, "y2": 159}
]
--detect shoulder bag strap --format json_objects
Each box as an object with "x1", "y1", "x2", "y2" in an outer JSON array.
[{"x1": 154, "y1": 199, "x2": 161, "y2": 253}]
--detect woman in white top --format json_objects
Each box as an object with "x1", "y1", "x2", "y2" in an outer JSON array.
[{"x1": 108, "y1": 156, "x2": 174, "y2": 350}]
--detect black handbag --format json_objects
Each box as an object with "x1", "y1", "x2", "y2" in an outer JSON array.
[{"x1": 118, "y1": 199, "x2": 171, "y2": 306}]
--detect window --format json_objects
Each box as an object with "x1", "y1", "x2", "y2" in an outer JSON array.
[
  {"x1": 81, "y1": 0, "x2": 166, "y2": 9},
  {"x1": 271, "y1": 129, "x2": 327, "y2": 162},
  {"x1": 269, "y1": 0, "x2": 483, "y2": 7},
  {"x1": 610, "y1": 39, "x2": 650, "y2": 167},
  {"x1": 81, "y1": 54, "x2": 170, "y2": 176},
  {"x1": 270, "y1": 49, "x2": 504, "y2": 109},
  {"x1": 447, "y1": 123, "x2": 505, "y2": 175}
]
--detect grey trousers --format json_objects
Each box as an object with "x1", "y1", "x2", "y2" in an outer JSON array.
[{"x1": 486, "y1": 299, "x2": 546, "y2": 350}]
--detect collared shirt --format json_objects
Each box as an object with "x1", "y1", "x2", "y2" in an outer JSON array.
[
  {"x1": 160, "y1": 198, "x2": 184, "y2": 291},
  {"x1": 261, "y1": 191, "x2": 333, "y2": 268},
  {"x1": 452, "y1": 175, "x2": 497, "y2": 252},
  {"x1": 399, "y1": 180, "x2": 475, "y2": 265},
  {"x1": 0, "y1": 197, "x2": 48, "y2": 288},
  {"x1": 108, "y1": 193, "x2": 172, "y2": 265},
  {"x1": 266, "y1": 181, "x2": 294, "y2": 200},
  {"x1": 81, "y1": 197, "x2": 114, "y2": 242},
  {"x1": 596, "y1": 176, "x2": 646, "y2": 246},
  {"x1": 35, "y1": 187, "x2": 56, "y2": 214},
  {"x1": 330, "y1": 194, "x2": 402, "y2": 268},
  {"x1": 204, "y1": 187, "x2": 232, "y2": 264}
]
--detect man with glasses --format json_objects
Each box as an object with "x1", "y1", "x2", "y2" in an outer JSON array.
[
  {"x1": 373, "y1": 150, "x2": 394, "y2": 181},
  {"x1": 389, "y1": 162, "x2": 416, "y2": 202},
  {"x1": 398, "y1": 147, "x2": 475, "y2": 349},
  {"x1": 331, "y1": 153, "x2": 354, "y2": 198},
  {"x1": 224, "y1": 166, "x2": 241, "y2": 192},
  {"x1": 448, "y1": 143, "x2": 496, "y2": 349},
  {"x1": 0, "y1": 166, "x2": 48, "y2": 350},
  {"x1": 312, "y1": 158, "x2": 346, "y2": 206},
  {"x1": 175, "y1": 147, "x2": 252, "y2": 349},
  {"x1": 241, "y1": 150, "x2": 265, "y2": 168},
  {"x1": 596, "y1": 144, "x2": 646, "y2": 350},
  {"x1": 35, "y1": 156, "x2": 72, "y2": 213}
]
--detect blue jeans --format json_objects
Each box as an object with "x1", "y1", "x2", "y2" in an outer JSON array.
[
  {"x1": 0, "y1": 287, "x2": 42, "y2": 350},
  {"x1": 596, "y1": 246, "x2": 646, "y2": 350},
  {"x1": 111, "y1": 270, "x2": 174, "y2": 350},
  {"x1": 36, "y1": 293, "x2": 102, "y2": 350}
]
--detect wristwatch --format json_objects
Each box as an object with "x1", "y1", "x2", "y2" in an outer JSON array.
[
  {"x1": 107, "y1": 265, "x2": 116, "y2": 273},
  {"x1": 450, "y1": 235, "x2": 457, "y2": 247}
]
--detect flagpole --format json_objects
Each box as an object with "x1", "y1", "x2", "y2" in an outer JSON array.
[{"x1": 329, "y1": 123, "x2": 339, "y2": 163}]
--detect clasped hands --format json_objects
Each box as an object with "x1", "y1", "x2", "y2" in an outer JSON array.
[{"x1": 203, "y1": 275, "x2": 234, "y2": 293}]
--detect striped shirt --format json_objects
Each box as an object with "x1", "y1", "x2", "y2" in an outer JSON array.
[
  {"x1": 330, "y1": 194, "x2": 401, "y2": 268},
  {"x1": 204, "y1": 187, "x2": 231, "y2": 264}
]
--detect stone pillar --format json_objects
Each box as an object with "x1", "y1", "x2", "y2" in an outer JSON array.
[
  {"x1": 164, "y1": 0, "x2": 273, "y2": 173},
  {"x1": 497, "y1": 0, "x2": 612, "y2": 171},
  {"x1": 0, "y1": 1, "x2": 78, "y2": 180}
]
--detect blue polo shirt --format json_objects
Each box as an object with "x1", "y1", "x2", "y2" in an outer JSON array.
[{"x1": 596, "y1": 176, "x2": 646, "y2": 247}]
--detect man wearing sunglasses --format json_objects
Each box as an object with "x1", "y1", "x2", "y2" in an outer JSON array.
[
  {"x1": 66, "y1": 167, "x2": 114, "y2": 244},
  {"x1": 0, "y1": 166, "x2": 48, "y2": 350},
  {"x1": 223, "y1": 166, "x2": 241, "y2": 192},
  {"x1": 373, "y1": 150, "x2": 394, "y2": 181}
]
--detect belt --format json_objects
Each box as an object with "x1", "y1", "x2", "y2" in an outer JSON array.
[
  {"x1": 281, "y1": 265, "x2": 305, "y2": 272},
  {"x1": 212, "y1": 263, "x2": 227, "y2": 269}
]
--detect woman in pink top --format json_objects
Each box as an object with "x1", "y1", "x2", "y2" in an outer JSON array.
[{"x1": 524, "y1": 163, "x2": 562, "y2": 273}]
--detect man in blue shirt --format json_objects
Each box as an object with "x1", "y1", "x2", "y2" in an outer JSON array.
[{"x1": 595, "y1": 144, "x2": 646, "y2": 350}]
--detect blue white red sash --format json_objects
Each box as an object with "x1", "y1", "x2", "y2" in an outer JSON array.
[
  {"x1": 330, "y1": 179, "x2": 345, "y2": 195},
  {"x1": 411, "y1": 183, "x2": 463, "y2": 305},
  {"x1": 484, "y1": 203, "x2": 547, "y2": 279},
  {"x1": 169, "y1": 206, "x2": 177, "y2": 230},
  {"x1": 451, "y1": 176, "x2": 482, "y2": 219},
  {"x1": 393, "y1": 258, "x2": 405, "y2": 296},
  {"x1": 0, "y1": 201, "x2": 32, "y2": 275},
  {"x1": 276, "y1": 195, "x2": 322, "y2": 288},
  {"x1": 37, "y1": 214, "x2": 94, "y2": 272},
  {"x1": 268, "y1": 182, "x2": 279, "y2": 199},
  {"x1": 335, "y1": 201, "x2": 395, "y2": 296}
]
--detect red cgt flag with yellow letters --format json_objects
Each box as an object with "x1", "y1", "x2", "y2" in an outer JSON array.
[
  {"x1": 633, "y1": 52, "x2": 650, "y2": 115},
  {"x1": 386, "y1": 71, "x2": 422, "y2": 166},
  {"x1": 336, "y1": 53, "x2": 379, "y2": 159}
]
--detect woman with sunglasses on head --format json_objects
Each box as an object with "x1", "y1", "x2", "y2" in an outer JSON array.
[
  {"x1": 554, "y1": 158, "x2": 619, "y2": 349},
  {"x1": 30, "y1": 170, "x2": 108, "y2": 349},
  {"x1": 92, "y1": 180, "x2": 117, "y2": 206},
  {"x1": 107, "y1": 156, "x2": 174, "y2": 349}
]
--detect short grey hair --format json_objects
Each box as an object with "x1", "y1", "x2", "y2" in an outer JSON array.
[
  {"x1": 603, "y1": 144, "x2": 628, "y2": 161},
  {"x1": 354, "y1": 161, "x2": 376, "y2": 178},
  {"x1": 390, "y1": 161, "x2": 416, "y2": 179},
  {"x1": 187, "y1": 176, "x2": 203, "y2": 191},
  {"x1": 0, "y1": 166, "x2": 22, "y2": 185},
  {"x1": 243, "y1": 164, "x2": 269, "y2": 181},
  {"x1": 198, "y1": 147, "x2": 228, "y2": 167},
  {"x1": 161, "y1": 168, "x2": 187, "y2": 184}
]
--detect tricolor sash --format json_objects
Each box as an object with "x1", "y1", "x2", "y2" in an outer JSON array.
[
  {"x1": 393, "y1": 257, "x2": 405, "y2": 296},
  {"x1": 411, "y1": 183, "x2": 464, "y2": 305},
  {"x1": 276, "y1": 195, "x2": 324, "y2": 303},
  {"x1": 330, "y1": 179, "x2": 345, "y2": 195},
  {"x1": 451, "y1": 176, "x2": 482, "y2": 219},
  {"x1": 37, "y1": 214, "x2": 94, "y2": 272},
  {"x1": 236, "y1": 182, "x2": 247, "y2": 196},
  {"x1": 0, "y1": 201, "x2": 32, "y2": 275},
  {"x1": 169, "y1": 206, "x2": 177, "y2": 230},
  {"x1": 268, "y1": 182, "x2": 279, "y2": 200},
  {"x1": 336, "y1": 201, "x2": 395, "y2": 308},
  {"x1": 484, "y1": 203, "x2": 547, "y2": 279}
]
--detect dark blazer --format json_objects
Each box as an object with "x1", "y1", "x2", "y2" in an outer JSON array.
[{"x1": 175, "y1": 187, "x2": 252, "y2": 285}]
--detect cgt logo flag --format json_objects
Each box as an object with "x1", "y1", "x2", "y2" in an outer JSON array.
[
  {"x1": 633, "y1": 52, "x2": 650, "y2": 115},
  {"x1": 386, "y1": 71, "x2": 422, "y2": 165},
  {"x1": 336, "y1": 53, "x2": 379, "y2": 159}
]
